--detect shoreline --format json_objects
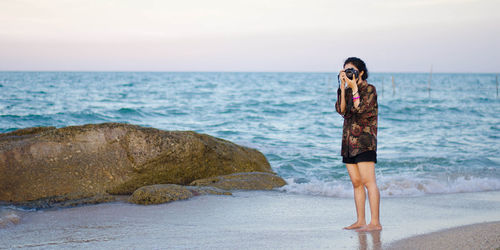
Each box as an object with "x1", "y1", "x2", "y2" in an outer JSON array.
[
  {"x1": 386, "y1": 220, "x2": 500, "y2": 250},
  {"x1": 1, "y1": 190, "x2": 500, "y2": 249}
]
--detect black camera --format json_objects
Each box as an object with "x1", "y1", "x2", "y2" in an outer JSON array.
[
  {"x1": 344, "y1": 68, "x2": 359, "y2": 80},
  {"x1": 337, "y1": 68, "x2": 360, "y2": 85}
]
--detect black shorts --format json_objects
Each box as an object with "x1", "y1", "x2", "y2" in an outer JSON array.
[{"x1": 342, "y1": 150, "x2": 377, "y2": 164}]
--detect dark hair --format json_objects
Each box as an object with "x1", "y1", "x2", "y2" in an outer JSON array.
[{"x1": 343, "y1": 57, "x2": 368, "y2": 81}]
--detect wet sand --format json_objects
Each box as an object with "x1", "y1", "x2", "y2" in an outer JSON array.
[{"x1": 1, "y1": 191, "x2": 500, "y2": 249}]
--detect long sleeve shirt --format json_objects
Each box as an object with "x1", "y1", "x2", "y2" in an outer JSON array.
[{"x1": 335, "y1": 82, "x2": 378, "y2": 158}]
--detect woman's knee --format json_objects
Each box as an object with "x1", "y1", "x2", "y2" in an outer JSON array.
[
  {"x1": 362, "y1": 179, "x2": 378, "y2": 189},
  {"x1": 351, "y1": 178, "x2": 363, "y2": 188}
]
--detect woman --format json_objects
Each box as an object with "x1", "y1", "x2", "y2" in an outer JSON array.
[{"x1": 335, "y1": 57, "x2": 382, "y2": 232}]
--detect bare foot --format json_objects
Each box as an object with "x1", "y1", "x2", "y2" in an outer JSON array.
[
  {"x1": 355, "y1": 223, "x2": 382, "y2": 232},
  {"x1": 343, "y1": 221, "x2": 366, "y2": 230}
]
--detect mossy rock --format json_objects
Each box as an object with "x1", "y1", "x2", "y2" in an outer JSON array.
[
  {"x1": 128, "y1": 184, "x2": 231, "y2": 205},
  {"x1": 128, "y1": 184, "x2": 194, "y2": 205},
  {"x1": 12, "y1": 193, "x2": 116, "y2": 210},
  {"x1": 190, "y1": 172, "x2": 287, "y2": 190},
  {"x1": 0, "y1": 123, "x2": 274, "y2": 206}
]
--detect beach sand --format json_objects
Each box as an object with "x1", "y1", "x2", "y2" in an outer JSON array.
[
  {"x1": 1, "y1": 190, "x2": 500, "y2": 249},
  {"x1": 387, "y1": 221, "x2": 500, "y2": 250}
]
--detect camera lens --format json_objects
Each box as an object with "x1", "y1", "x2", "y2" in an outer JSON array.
[
  {"x1": 344, "y1": 68, "x2": 358, "y2": 80},
  {"x1": 345, "y1": 69, "x2": 354, "y2": 80}
]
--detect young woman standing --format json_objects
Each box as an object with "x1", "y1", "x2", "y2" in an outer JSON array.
[{"x1": 335, "y1": 57, "x2": 382, "y2": 232}]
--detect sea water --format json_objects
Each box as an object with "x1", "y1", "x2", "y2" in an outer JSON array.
[{"x1": 1, "y1": 71, "x2": 499, "y2": 198}]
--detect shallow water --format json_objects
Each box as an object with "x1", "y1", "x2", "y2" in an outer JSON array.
[{"x1": 1, "y1": 72, "x2": 499, "y2": 197}]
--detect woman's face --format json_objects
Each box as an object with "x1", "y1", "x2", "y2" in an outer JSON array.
[{"x1": 343, "y1": 63, "x2": 363, "y2": 83}]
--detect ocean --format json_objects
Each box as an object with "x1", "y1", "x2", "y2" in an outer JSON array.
[{"x1": 1, "y1": 71, "x2": 499, "y2": 198}]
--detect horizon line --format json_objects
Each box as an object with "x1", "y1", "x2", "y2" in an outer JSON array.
[{"x1": 0, "y1": 70, "x2": 498, "y2": 74}]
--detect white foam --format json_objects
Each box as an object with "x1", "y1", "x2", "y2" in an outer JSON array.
[
  {"x1": 279, "y1": 178, "x2": 353, "y2": 198},
  {"x1": 279, "y1": 176, "x2": 500, "y2": 198}
]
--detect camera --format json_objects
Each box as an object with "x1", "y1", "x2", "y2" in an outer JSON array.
[
  {"x1": 344, "y1": 68, "x2": 359, "y2": 80},
  {"x1": 337, "y1": 68, "x2": 360, "y2": 85}
]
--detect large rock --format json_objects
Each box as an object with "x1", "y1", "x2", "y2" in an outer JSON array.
[
  {"x1": 189, "y1": 172, "x2": 287, "y2": 190},
  {"x1": 0, "y1": 123, "x2": 276, "y2": 206},
  {"x1": 128, "y1": 184, "x2": 231, "y2": 205}
]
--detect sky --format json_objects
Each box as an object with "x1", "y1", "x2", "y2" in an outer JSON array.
[{"x1": 0, "y1": 0, "x2": 499, "y2": 72}]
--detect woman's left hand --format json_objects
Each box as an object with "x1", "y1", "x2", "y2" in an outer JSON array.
[
  {"x1": 346, "y1": 75, "x2": 358, "y2": 89},
  {"x1": 346, "y1": 71, "x2": 364, "y2": 90}
]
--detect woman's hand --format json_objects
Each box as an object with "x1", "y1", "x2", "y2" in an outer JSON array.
[
  {"x1": 339, "y1": 70, "x2": 347, "y2": 91},
  {"x1": 346, "y1": 71, "x2": 364, "y2": 90},
  {"x1": 346, "y1": 74, "x2": 357, "y2": 89}
]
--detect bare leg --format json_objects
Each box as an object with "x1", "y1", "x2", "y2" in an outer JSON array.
[
  {"x1": 343, "y1": 163, "x2": 367, "y2": 229},
  {"x1": 356, "y1": 161, "x2": 382, "y2": 232}
]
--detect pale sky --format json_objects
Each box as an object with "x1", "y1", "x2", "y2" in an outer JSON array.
[{"x1": 0, "y1": 0, "x2": 499, "y2": 72}]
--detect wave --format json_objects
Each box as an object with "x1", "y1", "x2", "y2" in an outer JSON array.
[
  {"x1": 115, "y1": 108, "x2": 145, "y2": 117},
  {"x1": 279, "y1": 175, "x2": 500, "y2": 198}
]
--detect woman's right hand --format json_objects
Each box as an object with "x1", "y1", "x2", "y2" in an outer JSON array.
[{"x1": 339, "y1": 70, "x2": 347, "y2": 91}]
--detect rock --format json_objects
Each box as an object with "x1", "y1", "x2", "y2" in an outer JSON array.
[
  {"x1": 128, "y1": 184, "x2": 193, "y2": 205},
  {"x1": 189, "y1": 172, "x2": 287, "y2": 190},
  {"x1": 0, "y1": 123, "x2": 274, "y2": 207},
  {"x1": 128, "y1": 184, "x2": 231, "y2": 205},
  {"x1": 12, "y1": 193, "x2": 116, "y2": 209},
  {"x1": 185, "y1": 186, "x2": 232, "y2": 196}
]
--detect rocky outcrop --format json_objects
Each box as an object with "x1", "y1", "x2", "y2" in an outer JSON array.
[
  {"x1": 0, "y1": 123, "x2": 280, "y2": 207},
  {"x1": 189, "y1": 172, "x2": 287, "y2": 190},
  {"x1": 11, "y1": 193, "x2": 116, "y2": 209},
  {"x1": 128, "y1": 184, "x2": 231, "y2": 205},
  {"x1": 128, "y1": 171, "x2": 287, "y2": 205}
]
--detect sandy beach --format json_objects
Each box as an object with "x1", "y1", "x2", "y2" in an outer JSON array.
[
  {"x1": 387, "y1": 221, "x2": 500, "y2": 250},
  {"x1": 1, "y1": 190, "x2": 500, "y2": 249}
]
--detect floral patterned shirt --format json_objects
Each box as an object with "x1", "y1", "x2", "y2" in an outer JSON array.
[{"x1": 335, "y1": 82, "x2": 378, "y2": 158}]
